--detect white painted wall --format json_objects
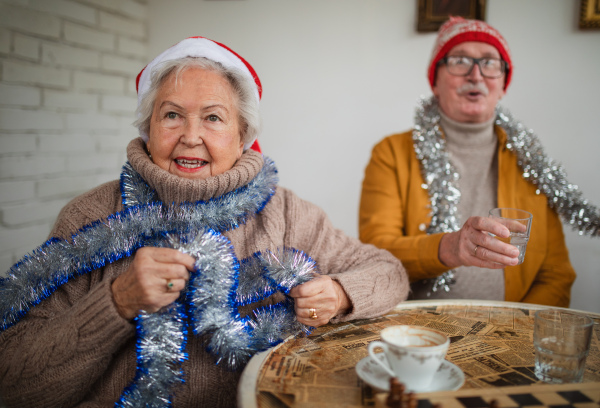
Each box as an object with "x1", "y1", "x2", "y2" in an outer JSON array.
[{"x1": 148, "y1": 0, "x2": 599, "y2": 312}]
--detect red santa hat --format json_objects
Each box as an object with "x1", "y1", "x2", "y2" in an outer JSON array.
[
  {"x1": 136, "y1": 36, "x2": 262, "y2": 152},
  {"x1": 427, "y1": 17, "x2": 512, "y2": 91}
]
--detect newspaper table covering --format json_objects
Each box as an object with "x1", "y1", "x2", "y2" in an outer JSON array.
[{"x1": 246, "y1": 301, "x2": 600, "y2": 408}]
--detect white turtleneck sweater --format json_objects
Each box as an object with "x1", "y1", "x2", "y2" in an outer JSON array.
[{"x1": 410, "y1": 112, "x2": 505, "y2": 300}]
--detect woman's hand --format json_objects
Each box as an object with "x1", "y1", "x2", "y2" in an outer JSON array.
[
  {"x1": 438, "y1": 216, "x2": 521, "y2": 269},
  {"x1": 111, "y1": 247, "x2": 195, "y2": 320},
  {"x1": 289, "y1": 275, "x2": 351, "y2": 327}
]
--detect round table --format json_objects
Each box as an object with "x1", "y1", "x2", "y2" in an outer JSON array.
[{"x1": 238, "y1": 300, "x2": 600, "y2": 408}]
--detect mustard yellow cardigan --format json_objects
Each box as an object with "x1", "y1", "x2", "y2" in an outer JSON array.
[{"x1": 359, "y1": 127, "x2": 575, "y2": 307}]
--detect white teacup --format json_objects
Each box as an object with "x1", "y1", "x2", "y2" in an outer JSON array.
[{"x1": 367, "y1": 325, "x2": 450, "y2": 391}]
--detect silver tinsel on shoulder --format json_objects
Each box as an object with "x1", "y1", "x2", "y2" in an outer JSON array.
[
  {"x1": 495, "y1": 105, "x2": 600, "y2": 237},
  {"x1": 412, "y1": 96, "x2": 600, "y2": 295},
  {"x1": 1, "y1": 156, "x2": 320, "y2": 407},
  {"x1": 120, "y1": 161, "x2": 158, "y2": 208},
  {"x1": 412, "y1": 98, "x2": 460, "y2": 294}
]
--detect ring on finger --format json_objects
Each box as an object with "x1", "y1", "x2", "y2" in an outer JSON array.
[
  {"x1": 309, "y1": 308, "x2": 318, "y2": 320},
  {"x1": 474, "y1": 245, "x2": 479, "y2": 256},
  {"x1": 166, "y1": 279, "x2": 174, "y2": 291}
]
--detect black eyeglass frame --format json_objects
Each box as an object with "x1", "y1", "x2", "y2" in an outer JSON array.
[{"x1": 437, "y1": 56, "x2": 509, "y2": 79}]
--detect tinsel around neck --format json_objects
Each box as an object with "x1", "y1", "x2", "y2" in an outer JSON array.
[
  {"x1": 413, "y1": 96, "x2": 600, "y2": 293},
  {"x1": 0, "y1": 157, "x2": 319, "y2": 407},
  {"x1": 1, "y1": 158, "x2": 280, "y2": 331}
]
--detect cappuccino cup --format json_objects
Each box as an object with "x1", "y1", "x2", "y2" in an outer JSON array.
[{"x1": 367, "y1": 325, "x2": 449, "y2": 391}]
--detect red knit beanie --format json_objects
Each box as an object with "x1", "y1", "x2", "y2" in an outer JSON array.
[{"x1": 427, "y1": 17, "x2": 512, "y2": 91}]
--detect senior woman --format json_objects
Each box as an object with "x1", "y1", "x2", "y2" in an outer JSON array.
[{"x1": 0, "y1": 37, "x2": 409, "y2": 407}]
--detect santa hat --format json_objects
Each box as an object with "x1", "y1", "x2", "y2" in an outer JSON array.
[
  {"x1": 427, "y1": 17, "x2": 512, "y2": 91},
  {"x1": 136, "y1": 36, "x2": 262, "y2": 152}
]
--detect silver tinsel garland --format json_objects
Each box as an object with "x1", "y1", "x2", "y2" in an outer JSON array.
[
  {"x1": 413, "y1": 96, "x2": 600, "y2": 295},
  {"x1": 1, "y1": 157, "x2": 317, "y2": 407},
  {"x1": 117, "y1": 303, "x2": 188, "y2": 408}
]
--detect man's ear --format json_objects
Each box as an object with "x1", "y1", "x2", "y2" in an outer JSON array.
[{"x1": 498, "y1": 87, "x2": 506, "y2": 101}]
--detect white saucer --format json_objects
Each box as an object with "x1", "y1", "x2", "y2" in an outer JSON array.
[{"x1": 355, "y1": 354, "x2": 465, "y2": 393}]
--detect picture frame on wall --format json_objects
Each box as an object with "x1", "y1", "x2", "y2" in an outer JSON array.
[
  {"x1": 417, "y1": 0, "x2": 486, "y2": 32},
  {"x1": 579, "y1": 0, "x2": 600, "y2": 29}
]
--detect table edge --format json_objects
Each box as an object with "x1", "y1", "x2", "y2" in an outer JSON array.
[
  {"x1": 391, "y1": 299, "x2": 600, "y2": 316},
  {"x1": 237, "y1": 347, "x2": 277, "y2": 408}
]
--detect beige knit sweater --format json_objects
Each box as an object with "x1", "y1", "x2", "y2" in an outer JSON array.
[{"x1": 0, "y1": 138, "x2": 409, "y2": 408}]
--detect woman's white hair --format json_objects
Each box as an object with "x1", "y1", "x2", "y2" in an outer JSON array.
[{"x1": 134, "y1": 57, "x2": 261, "y2": 148}]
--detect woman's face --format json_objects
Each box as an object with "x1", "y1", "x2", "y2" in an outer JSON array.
[
  {"x1": 147, "y1": 67, "x2": 244, "y2": 180},
  {"x1": 433, "y1": 41, "x2": 506, "y2": 123}
]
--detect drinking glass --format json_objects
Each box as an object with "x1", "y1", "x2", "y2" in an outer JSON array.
[
  {"x1": 534, "y1": 309, "x2": 594, "y2": 383},
  {"x1": 489, "y1": 208, "x2": 532, "y2": 265}
]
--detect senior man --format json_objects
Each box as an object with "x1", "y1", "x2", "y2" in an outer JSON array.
[{"x1": 359, "y1": 17, "x2": 599, "y2": 307}]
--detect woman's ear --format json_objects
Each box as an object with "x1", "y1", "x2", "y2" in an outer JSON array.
[{"x1": 237, "y1": 139, "x2": 244, "y2": 159}]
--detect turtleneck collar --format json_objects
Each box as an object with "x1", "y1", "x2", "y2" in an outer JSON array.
[
  {"x1": 439, "y1": 110, "x2": 496, "y2": 148},
  {"x1": 126, "y1": 137, "x2": 264, "y2": 204}
]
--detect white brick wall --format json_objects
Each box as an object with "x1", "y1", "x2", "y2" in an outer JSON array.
[
  {"x1": 0, "y1": 29, "x2": 10, "y2": 54},
  {"x1": 0, "y1": 0, "x2": 148, "y2": 276},
  {"x1": 64, "y1": 22, "x2": 115, "y2": 50},
  {"x1": 99, "y1": 12, "x2": 145, "y2": 37},
  {"x1": 118, "y1": 37, "x2": 147, "y2": 58},
  {"x1": 73, "y1": 70, "x2": 126, "y2": 91},
  {"x1": 0, "y1": 180, "x2": 35, "y2": 202},
  {"x1": 0, "y1": 108, "x2": 64, "y2": 130},
  {"x1": 0, "y1": 83, "x2": 41, "y2": 105},
  {"x1": 44, "y1": 90, "x2": 98, "y2": 110},
  {"x1": 14, "y1": 34, "x2": 40, "y2": 60},
  {"x1": 0, "y1": 134, "x2": 37, "y2": 153},
  {"x1": 42, "y1": 43, "x2": 100, "y2": 68},
  {"x1": 3, "y1": 60, "x2": 71, "y2": 88},
  {"x1": 27, "y1": 0, "x2": 97, "y2": 25},
  {"x1": 0, "y1": 4, "x2": 61, "y2": 38}
]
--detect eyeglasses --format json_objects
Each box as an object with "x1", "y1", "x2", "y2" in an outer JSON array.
[{"x1": 438, "y1": 56, "x2": 508, "y2": 78}]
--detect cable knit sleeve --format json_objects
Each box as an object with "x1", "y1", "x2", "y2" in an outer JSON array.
[
  {"x1": 0, "y1": 181, "x2": 136, "y2": 408},
  {"x1": 269, "y1": 188, "x2": 410, "y2": 322}
]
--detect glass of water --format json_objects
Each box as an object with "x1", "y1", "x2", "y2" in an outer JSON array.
[
  {"x1": 488, "y1": 208, "x2": 533, "y2": 265},
  {"x1": 533, "y1": 309, "x2": 594, "y2": 384}
]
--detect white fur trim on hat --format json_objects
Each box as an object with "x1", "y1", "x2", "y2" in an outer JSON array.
[{"x1": 135, "y1": 37, "x2": 261, "y2": 150}]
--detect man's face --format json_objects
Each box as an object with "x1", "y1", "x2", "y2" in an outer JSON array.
[{"x1": 433, "y1": 41, "x2": 506, "y2": 123}]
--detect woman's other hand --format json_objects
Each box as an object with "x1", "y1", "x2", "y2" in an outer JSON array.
[
  {"x1": 111, "y1": 247, "x2": 195, "y2": 320},
  {"x1": 438, "y1": 216, "x2": 520, "y2": 269},
  {"x1": 289, "y1": 275, "x2": 351, "y2": 327}
]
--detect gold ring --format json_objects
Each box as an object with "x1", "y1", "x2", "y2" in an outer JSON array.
[
  {"x1": 309, "y1": 308, "x2": 318, "y2": 320},
  {"x1": 474, "y1": 245, "x2": 479, "y2": 256},
  {"x1": 166, "y1": 279, "x2": 174, "y2": 291}
]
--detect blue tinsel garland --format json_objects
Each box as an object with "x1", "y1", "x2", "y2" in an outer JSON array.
[{"x1": 0, "y1": 157, "x2": 316, "y2": 407}]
